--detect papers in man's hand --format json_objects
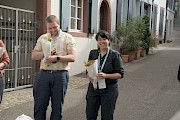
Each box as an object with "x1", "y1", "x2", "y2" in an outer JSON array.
[
  {"x1": 0, "y1": 47, "x2": 5, "y2": 58},
  {"x1": 43, "y1": 42, "x2": 51, "y2": 59},
  {"x1": 84, "y1": 60, "x2": 98, "y2": 89}
]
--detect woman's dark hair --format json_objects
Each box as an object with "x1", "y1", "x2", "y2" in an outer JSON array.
[{"x1": 95, "y1": 30, "x2": 110, "y2": 41}]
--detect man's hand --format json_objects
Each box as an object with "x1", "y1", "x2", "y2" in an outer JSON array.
[
  {"x1": 44, "y1": 55, "x2": 57, "y2": 63},
  {"x1": 51, "y1": 48, "x2": 56, "y2": 55}
]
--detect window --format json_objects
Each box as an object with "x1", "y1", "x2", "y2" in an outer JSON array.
[{"x1": 70, "y1": 0, "x2": 83, "y2": 31}]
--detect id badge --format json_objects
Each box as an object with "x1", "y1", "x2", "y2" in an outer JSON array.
[{"x1": 98, "y1": 79, "x2": 106, "y2": 89}]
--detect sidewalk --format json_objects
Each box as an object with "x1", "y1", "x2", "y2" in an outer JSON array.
[
  {"x1": 0, "y1": 30, "x2": 179, "y2": 112},
  {"x1": 0, "y1": 73, "x2": 89, "y2": 112}
]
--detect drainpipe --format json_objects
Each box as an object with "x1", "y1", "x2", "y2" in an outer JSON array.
[
  {"x1": 164, "y1": 0, "x2": 168, "y2": 43},
  {"x1": 151, "y1": 0, "x2": 154, "y2": 34},
  {"x1": 88, "y1": 0, "x2": 92, "y2": 34},
  {"x1": 59, "y1": 0, "x2": 62, "y2": 28}
]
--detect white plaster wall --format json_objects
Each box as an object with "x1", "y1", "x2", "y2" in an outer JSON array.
[
  {"x1": 69, "y1": 0, "x2": 117, "y2": 76},
  {"x1": 50, "y1": 0, "x2": 60, "y2": 19},
  {"x1": 154, "y1": 0, "x2": 166, "y2": 8},
  {"x1": 109, "y1": 0, "x2": 117, "y2": 34},
  {"x1": 154, "y1": 0, "x2": 166, "y2": 37},
  {"x1": 141, "y1": 0, "x2": 152, "y2": 4},
  {"x1": 69, "y1": 36, "x2": 97, "y2": 76},
  {"x1": 97, "y1": 0, "x2": 117, "y2": 34},
  {"x1": 166, "y1": 11, "x2": 175, "y2": 40},
  {"x1": 156, "y1": 6, "x2": 166, "y2": 37}
]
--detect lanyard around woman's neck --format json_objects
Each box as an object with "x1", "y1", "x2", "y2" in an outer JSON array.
[{"x1": 98, "y1": 47, "x2": 110, "y2": 72}]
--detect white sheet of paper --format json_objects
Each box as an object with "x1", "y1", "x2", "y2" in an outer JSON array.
[
  {"x1": 86, "y1": 60, "x2": 98, "y2": 80},
  {"x1": 43, "y1": 42, "x2": 51, "y2": 58},
  {"x1": 0, "y1": 47, "x2": 5, "y2": 58},
  {"x1": 98, "y1": 79, "x2": 106, "y2": 89}
]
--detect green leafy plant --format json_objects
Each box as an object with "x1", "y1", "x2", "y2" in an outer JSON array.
[
  {"x1": 149, "y1": 35, "x2": 157, "y2": 48},
  {"x1": 141, "y1": 15, "x2": 151, "y2": 54},
  {"x1": 114, "y1": 17, "x2": 146, "y2": 54}
]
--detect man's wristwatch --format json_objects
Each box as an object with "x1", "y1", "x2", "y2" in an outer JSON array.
[{"x1": 57, "y1": 56, "x2": 60, "y2": 61}]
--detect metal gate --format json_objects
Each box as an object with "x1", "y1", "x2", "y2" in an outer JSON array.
[{"x1": 0, "y1": 5, "x2": 36, "y2": 91}]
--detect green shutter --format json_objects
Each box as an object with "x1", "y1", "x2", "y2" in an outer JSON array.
[
  {"x1": 61, "y1": 0, "x2": 70, "y2": 32},
  {"x1": 116, "y1": 0, "x2": 122, "y2": 25},
  {"x1": 141, "y1": 1, "x2": 144, "y2": 18},
  {"x1": 91, "y1": 0, "x2": 98, "y2": 34}
]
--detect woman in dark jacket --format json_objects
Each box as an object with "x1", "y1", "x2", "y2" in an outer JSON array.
[
  {"x1": 86, "y1": 30, "x2": 124, "y2": 120},
  {"x1": 0, "y1": 40, "x2": 10, "y2": 104}
]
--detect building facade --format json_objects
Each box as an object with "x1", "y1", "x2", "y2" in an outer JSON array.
[
  {"x1": 0, "y1": 0, "x2": 118, "y2": 90},
  {"x1": 165, "y1": 0, "x2": 175, "y2": 42},
  {"x1": 152, "y1": 0, "x2": 175, "y2": 43},
  {"x1": 174, "y1": 0, "x2": 180, "y2": 26}
]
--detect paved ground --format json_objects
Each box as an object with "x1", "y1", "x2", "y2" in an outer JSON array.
[{"x1": 0, "y1": 72, "x2": 89, "y2": 112}]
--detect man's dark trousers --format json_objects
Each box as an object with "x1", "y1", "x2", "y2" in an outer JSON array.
[{"x1": 33, "y1": 70, "x2": 69, "y2": 120}]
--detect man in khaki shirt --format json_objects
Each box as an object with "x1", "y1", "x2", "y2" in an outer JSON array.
[{"x1": 32, "y1": 15, "x2": 76, "y2": 120}]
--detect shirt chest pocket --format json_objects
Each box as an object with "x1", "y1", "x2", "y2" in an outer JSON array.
[{"x1": 103, "y1": 58, "x2": 114, "y2": 73}]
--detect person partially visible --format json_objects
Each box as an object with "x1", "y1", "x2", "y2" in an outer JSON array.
[
  {"x1": 86, "y1": 30, "x2": 124, "y2": 120},
  {"x1": 32, "y1": 15, "x2": 76, "y2": 120},
  {"x1": 0, "y1": 40, "x2": 10, "y2": 104}
]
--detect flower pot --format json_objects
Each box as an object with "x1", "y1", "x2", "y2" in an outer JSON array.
[
  {"x1": 140, "y1": 48, "x2": 146, "y2": 57},
  {"x1": 127, "y1": 51, "x2": 135, "y2": 62},
  {"x1": 121, "y1": 55, "x2": 129, "y2": 63},
  {"x1": 134, "y1": 49, "x2": 141, "y2": 60}
]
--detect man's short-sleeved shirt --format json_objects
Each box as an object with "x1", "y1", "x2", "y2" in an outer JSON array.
[{"x1": 33, "y1": 30, "x2": 76, "y2": 70}]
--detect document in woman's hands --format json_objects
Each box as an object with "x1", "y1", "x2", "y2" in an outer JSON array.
[{"x1": 84, "y1": 60, "x2": 98, "y2": 89}]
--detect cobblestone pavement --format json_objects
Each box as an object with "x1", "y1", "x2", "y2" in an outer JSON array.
[{"x1": 0, "y1": 73, "x2": 89, "y2": 112}]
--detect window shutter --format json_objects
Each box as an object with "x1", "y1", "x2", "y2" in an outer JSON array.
[
  {"x1": 116, "y1": 0, "x2": 122, "y2": 26},
  {"x1": 140, "y1": 1, "x2": 144, "y2": 18},
  {"x1": 91, "y1": 0, "x2": 98, "y2": 34},
  {"x1": 122, "y1": 0, "x2": 128, "y2": 23},
  {"x1": 128, "y1": 0, "x2": 133, "y2": 18},
  {"x1": 61, "y1": 0, "x2": 70, "y2": 32}
]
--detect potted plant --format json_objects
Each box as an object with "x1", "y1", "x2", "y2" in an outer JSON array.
[
  {"x1": 112, "y1": 22, "x2": 130, "y2": 63},
  {"x1": 133, "y1": 17, "x2": 147, "y2": 59},
  {"x1": 141, "y1": 15, "x2": 151, "y2": 54},
  {"x1": 114, "y1": 18, "x2": 146, "y2": 62},
  {"x1": 124, "y1": 18, "x2": 143, "y2": 61}
]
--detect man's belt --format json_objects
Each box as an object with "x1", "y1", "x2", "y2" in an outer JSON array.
[
  {"x1": 40, "y1": 69, "x2": 67, "y2": 73},
  {"x1": 41, "y1": 69, "x2": 61, "y2": 73}
]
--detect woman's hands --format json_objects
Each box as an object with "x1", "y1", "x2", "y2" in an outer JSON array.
[
  {"x1": 87, "y1": 72, "x2": 107, "y2": 82},
  {"x1": 96, "y1": 72, "x2": 107, "y2": 79}
]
